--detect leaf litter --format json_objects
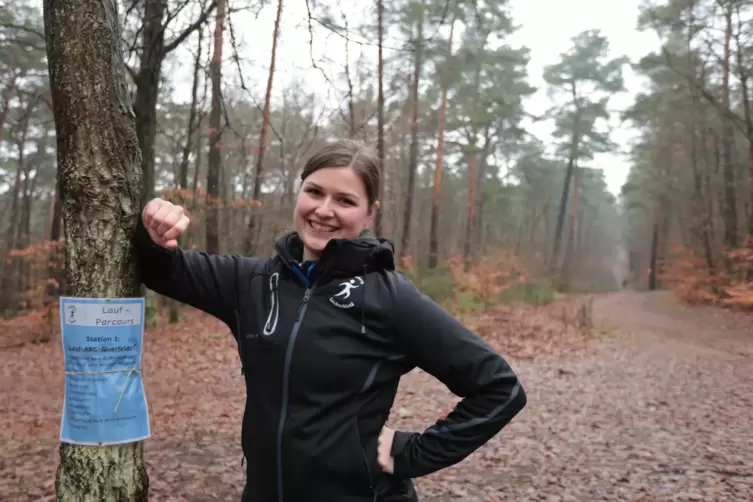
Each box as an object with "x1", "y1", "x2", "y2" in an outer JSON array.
[{"x1": 1, "y1": 291, "x2": 751, "y2": 501}]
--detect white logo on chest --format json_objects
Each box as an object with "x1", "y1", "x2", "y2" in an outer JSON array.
[{"x1": 329, "y1": 276, "x2": 364, "y2": 309}]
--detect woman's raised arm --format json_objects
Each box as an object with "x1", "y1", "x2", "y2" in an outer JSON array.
[{"x1": 133, "y1": 198, "x2": 261, "y2": 328}]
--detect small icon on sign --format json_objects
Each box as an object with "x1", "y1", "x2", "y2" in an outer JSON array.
[{"x1": 67, "y1": 305, "x2": 77, "y2": 323}]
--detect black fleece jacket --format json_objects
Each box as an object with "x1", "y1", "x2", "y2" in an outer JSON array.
[{"x1": 134, "y1": 221, "x2": 527, "y2": 502}]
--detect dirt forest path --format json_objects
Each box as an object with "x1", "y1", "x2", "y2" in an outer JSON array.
[
  {"x1": 403, "y1": 291, "x2": 753, "y2": 501},
  {"x1": 1, "y1": 291, "x2": 752, "y2": 501}
]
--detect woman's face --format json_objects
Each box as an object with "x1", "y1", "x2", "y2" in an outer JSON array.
[{"x1": 294, "y1": 166, "x2": 376, "y2": 261}]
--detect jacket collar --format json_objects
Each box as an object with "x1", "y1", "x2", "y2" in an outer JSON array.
[{"x1": 273, "y1": 229, "x2": 395, "y2": 283}]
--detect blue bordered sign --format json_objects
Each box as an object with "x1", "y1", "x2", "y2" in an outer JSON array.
[{"x1": 59, "y1": 297, "x2": 151, "y2": 445}]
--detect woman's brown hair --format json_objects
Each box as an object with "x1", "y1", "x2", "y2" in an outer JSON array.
[{"x1": 300, "y1": 139, "x2": 381, "y2": 205}]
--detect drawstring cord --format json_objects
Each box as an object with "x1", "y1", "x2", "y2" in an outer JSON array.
[{"x1": 360, "y1": 264, "x2": 367, "y2": 334}]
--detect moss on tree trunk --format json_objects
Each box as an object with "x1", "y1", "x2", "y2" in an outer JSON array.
[{"x1": 43, "y1": 0, "x2": 148, "y2": 499}]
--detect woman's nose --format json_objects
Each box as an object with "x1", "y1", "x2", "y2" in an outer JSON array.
[{"x1": 314, "y1": 198, "x2": 335, "y2": 217}]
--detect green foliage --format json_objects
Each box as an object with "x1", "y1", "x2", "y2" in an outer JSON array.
[
  {"x1": 543, "y1": 29, "x2": 629, "y2": 161},
  {"x1": 445, "y1": 1, "x2": 535, "y2": 152},
  {"x1": 498, "y1": 278, "x2": 557, "y2": 306},
  {"x1": 453, "y1": 292, "x2": 486, "y2": 314},
  {"x1": 412, "y1": 266, "x2": 455, "y2": 306},
  {"x1": 412, "y1": 265, "x2": 558, "y2": 310}
]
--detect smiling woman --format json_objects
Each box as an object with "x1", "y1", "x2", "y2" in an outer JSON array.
[
  {"x1": 293, "y1": 140, "x2": 381, "y2": 261},
  {"x1": 134, "y1": 138, "x2": 527, "y2": 502}
]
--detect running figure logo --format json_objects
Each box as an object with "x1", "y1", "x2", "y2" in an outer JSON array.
[
  {"x1": 330, "y1": 276, "x2": 364, "y2": 309},
  {"x1": 67, "y1": 305, "x2": 77, "y2": 323}
]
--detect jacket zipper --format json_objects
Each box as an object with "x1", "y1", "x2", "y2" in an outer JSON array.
[
  {"x1": 361, "y1": 447, "x2": 378, "y2": 501},
  {"x1": 276, "y1": 287, "x2": 313, "y2": 502}
]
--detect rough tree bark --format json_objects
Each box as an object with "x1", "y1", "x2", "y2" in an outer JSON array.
[{"x1": 43, "y1": 0, "x2": 147, "y2": 500}]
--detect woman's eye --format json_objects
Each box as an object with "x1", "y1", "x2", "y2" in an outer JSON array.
[{"x1": 339, "y1": 198, "x2": 355, "y2": 206}]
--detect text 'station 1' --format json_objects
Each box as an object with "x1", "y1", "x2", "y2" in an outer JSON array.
[{"x1": 59, "y1": 297, "x2": 151, "y2": 446}]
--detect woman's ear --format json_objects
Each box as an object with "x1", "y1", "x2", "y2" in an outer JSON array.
[{"x1": 370, "y1": 200, "x2": 381, "y2": 218}]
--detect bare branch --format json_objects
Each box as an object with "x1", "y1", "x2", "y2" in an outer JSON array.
[
  {"x1": 164, "y1": 0, "x2": 218, "y2": 54},
  {"x1": 224, "y1": 3, "x2": 283, "y2": 144}
]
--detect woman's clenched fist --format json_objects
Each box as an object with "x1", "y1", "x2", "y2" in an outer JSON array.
[{"x1": 142, "y1": 198, "x2": 190, "y2": 249}]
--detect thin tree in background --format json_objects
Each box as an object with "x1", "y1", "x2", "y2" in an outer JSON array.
[
  {"x1": 246, "y1": 0, "x2": 284, "y2": 255},
  {"x1": 400, "y1": 0, "x2": 424, "y2": 262},
  {"x1": 206, "y1": 0, "x2": 227, "y2": 254},
  {"x1": 428, "y1": 16, "x2": 455, "y2": 269},
  {"x1": 374, "y1": 0, "x2": 385, "y2": 236}
]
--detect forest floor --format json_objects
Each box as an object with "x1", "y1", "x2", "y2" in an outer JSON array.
[{"x1": 1, "y1": 290, "x2": 752, "y2": 501}]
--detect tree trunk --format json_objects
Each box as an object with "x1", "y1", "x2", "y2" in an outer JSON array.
[
  {"x1": 133, "y1": 0, "x2": 166, "y2": 204},
  {"x1": 191, "y1": 112, "x2": 205, "y2": 204},
  {"x1": 733, "y1": 3, "x2": 753, "y2": 278},
  {"x1": 344, "y1": 16, "x2": 356, "y2": 138},
  {"x1": 0, "y1": 96, "x2": 34, "y2": 312},
  {"x1": 246, "y1": 0, "x2": 283, "y2": 255},
  {"x1": 0, "y1": 79, "x2": 14, "y2": 144},
  {"x1": 473, "y1": 134, "x2": 491, "y2": 252},
  {"x1": 720, "y1": 8, "x2": 738, "y2": 252},
  {"x1": 551, "y1": 106, "x2": 580, "y2": 276},
  {"x1": 133, "y1": 0, "x2": 215, "y2": 205},
  {"x1": 48, "y1": 180, "x2": 65, "y2": 299},
  {"x1": 648, "y1": 200, "x2": 660, "y2": 291},
  {"x1": 18, "y1": 157, "x2": 37, "y2": 296},
  {"x1": 541, "y1": 200, "x2": 550, "y2": 262},
  {"x1": 168, "y1": 25, "x2": 204, "y2": 324},
  {"x1": 463, "y1": 149, "x2": 477, "y2": 272},
  {"x1": 560, "y1": 164, "x2": 580, "y2": 291},
  {"x1": 206, "y1": 0, "x2": 227, "y2": 254},
  {"x1": 399, "y1": 6, "x2": 424, "y2": 263},
  {"x1": 43, "y1": 0, "x2": 148, "y2": 499},
  {"x1": 705, "y1": 127, "x2": 719, "y2": 254},
  {"x1": 686, "y1": 19, "x2": 715, "y2": 278},
  {"x1": 552, "y1": 151, "x2": 576, "y2": 273},
  {"x1": 428, "y1": 18, "x2": 454, "y2": 269},
  {"x1": 374, "y1": 0, "x2": 385, "y2": 236}
]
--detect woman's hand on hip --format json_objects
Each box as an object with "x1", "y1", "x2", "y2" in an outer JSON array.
[{"x1": 377, "y1": 426, "x2": 395, "y2": 474}]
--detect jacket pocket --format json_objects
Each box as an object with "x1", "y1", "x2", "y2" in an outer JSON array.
[
  {"x1": 359, "y1": 418, "x2": 402, "y2": 500},
  {"x1": 355, "y1": 419, "x2": 378, "y2": 495},
  {"x1": 323, "y1": 418, "x2": 376, "y2": 496}
]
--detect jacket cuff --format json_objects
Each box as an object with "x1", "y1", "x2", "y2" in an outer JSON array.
[{"x1": 390, "y1": 431, "x2": 419, "y2": 478}]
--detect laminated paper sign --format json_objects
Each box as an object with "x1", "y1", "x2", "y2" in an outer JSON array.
[{"x1": 59, "y1": 297, "x2": 151, "y2": 445}]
